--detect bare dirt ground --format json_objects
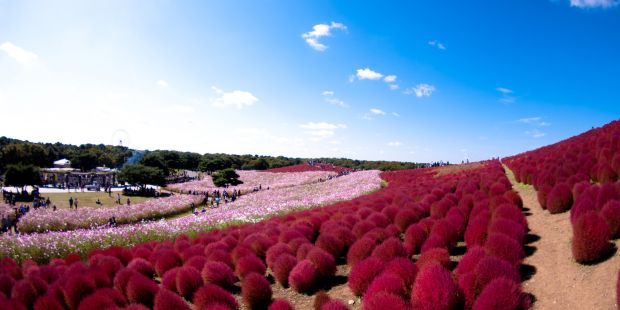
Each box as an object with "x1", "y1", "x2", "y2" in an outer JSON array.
[{"x1": 506, "y1": 168, "x2": 620, "y2": 310}]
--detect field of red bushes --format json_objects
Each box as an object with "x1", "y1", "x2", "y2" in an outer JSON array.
[{"x1": 0, "y1": 159, "x2": 532, "y2": 309}]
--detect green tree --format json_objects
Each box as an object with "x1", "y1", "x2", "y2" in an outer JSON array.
[
  {"x1": 4, "y1": 164, "x2": 42, "y2": 193},
  {"x1": 212, "y1": 168, "x2": 243, "y2": 187},
  {"x1": 71, "y1": 152, "x2": 99, "y2": 171},
  {"x1": 118, "y1": 164, "x2": 166, "y2": 187},
  {"x1": 1, "y1": 143, "x2": 49, "y2": 168},
  {"x1": 199, "y1": 156, "x2": 232, "y2": 173},
  {"x1": 139, "y1": 152, "x2": 170, "y2": 176},
  {"x1": 242, "y1": 158, "x2": 270, "y2": 170}
]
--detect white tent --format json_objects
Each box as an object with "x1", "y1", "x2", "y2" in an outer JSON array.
[{"x1": 53, "y1": 158, "x2": 71, "y2": 168}]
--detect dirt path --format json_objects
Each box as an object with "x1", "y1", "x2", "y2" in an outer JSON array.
[{"x1": 505, "y1": 168, "x2": 620, "y2": 310}]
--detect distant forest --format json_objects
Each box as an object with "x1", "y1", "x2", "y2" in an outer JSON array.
[{"x1": 0, "y1": 136, "x2": 425, "y2": 175}]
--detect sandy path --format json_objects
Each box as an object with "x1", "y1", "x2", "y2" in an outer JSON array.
[{"x1": 505, "y1": 168, "x2": 620, "y2": 310}]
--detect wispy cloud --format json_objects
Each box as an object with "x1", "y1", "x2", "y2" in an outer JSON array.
[
  {"x1": 302, "y1": 22, "x2": 347, "y2": 51},
  {"x1": 322, "y1": 91, "x2": 347, "y2": 107},
  {"x1": 0, "y1": 42, "x2": 39, "y2": 65},
  {"x1": 389, "y1": 84, "x2": 400, "y2": 90},
  {"x1": 322, "y1": 90, "x2": 334, "y2": 96},
  {"x1": 569, "y1": 0, "x2": 619, "y2": 8},
  {"x1": 518, "y1": 116, "x2": 551, "y2": 127},
  {"x1": 356, "y1": 68, "x2": 384, "y2": 80},
  {"x1": 299, "y1": 122, "x2": 347, "y2": 140},
  {"x1": 370, "y1": 108, "x2": 386, "y2": 115},
  {"x1": 387, "y1": 141, "x2": 402, "y2": 147},
  {"x1": 156, "y1": 80, "x2": 169, "y2": 87},
  {"x1": 211, "y1": 86, "x2": 258, "y2": 109},
  {"x1": 497, "y1": 87, "x2": 516, "y2": 104},
  {"x1": 525, "y1": 129, "x2": 546, "y2": 138},
  {"x1": 428, "y1": 40, "x2": 446, "y2": 50},
  {"x1": 384, "y1": 75, "x2": 397, "y2": 83},
  {"x1": 392, "y1": 112, "x2": 400, "y2": 117},
  {"x1": 405, "y1": 84, "x2": 436, "y2": 97}
]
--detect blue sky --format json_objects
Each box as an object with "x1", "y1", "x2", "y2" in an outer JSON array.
[{"x1": 1, "y1": 0, "x2": 619, "y2": 163}]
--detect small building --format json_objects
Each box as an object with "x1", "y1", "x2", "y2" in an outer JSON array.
[{"x1": 53, "y1": 158, "x2": 72, "y2": 168}]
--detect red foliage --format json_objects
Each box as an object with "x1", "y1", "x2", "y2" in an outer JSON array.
[
  {"x1": 313, "y1": 291, "x2": 331, "y2": 310},
  {"x1": 288, "y1": 260, "x2": 318, "y2": 293},
  {"x1": 572, "y1": 211, "x2": 612, "y2": 263},
  {"x1": 205, "y1": 250, "x2": 233, "y2": 269},
  {"x1": 484, "y1": 233, "x2": 525, "y2": 266},
  {"x1": 296, "y1": 243, "x2": 315, "y2": 261},
  {"x1": 125, "y1": 273, "x2": 159, "y2": 308},
  {"x1": 384, "y1": 257, "x2": 418, "y2": 288},
  {"x1": 153, "y1": 289, "x2": 191, "y2": 310},
  {"x1": 235, "y1": 255, "x2": 266, "y2": 279},
  {"x1": 472, "y1": 277, "x2": 524, "y2": 310},
  {"x1": 266, "y1": 243, "x2": 293, "y2": 269},
  {"x1": 185, "y1": 256, "x2": 208, "y2": 271},
  {"x1": 241, "y1": 272, "x2": 272, "y2": 309},
  {"x1": 153, "y1": 250, "x2": 183, "y2": 278},
  {"x1": 546, "y1": 182, "x2": 573, "y2": 214},
  {"x1": 269, "y1": 299, "x2": 294, "y2": 310},
  {"x1": 352, "y1": 220, "x2": 376, "y2": 238},
  {"x1": 315, "y1": 233, "x2": 346, "y2": 258},
  {"x1": 307, "y1": 247, "x2": 336, "y2": 279},
  {"x1": 394, "y1": 209, "x2": 422, "y2": 232},
  {"x1": 365, "y1": 272, "x2": 408, "y2": 299},
  {"x1": 488, "y1": 218, "x2": 526, "y2": 245},
  {"x1": 348, "y1": 257, "x2": 384, "y2": 296},
  {"x1": 473, "y1": 256, "x2": 520, "y2": 296},
  {"x1": 0, "y1": 274, "x2": 15, "y2": 298},
  {"x1": 88, "y1": 255, "x2": 123, "y2": 280},
  {"x1": 464, "y1": 216, "x2": 489, "y2": 247},
  {"x1": 404, "y1": 224, "x2": 427, "y2": 255},
  {"x1": 62, "y1": 275, "x2": 96, "y2": 310},
  {"x1": 417, "y1": 247, "x2": 451, "y2": 270},
  {"x1": 272, "y1": 254, "x2": 297, "y2": 287},
  {"x1": 570, "y1": 197, "x2": 596, "y2": 225},
  {"x1": 176, "y1": 266, "x2": 203, "y2": 300},
  {"x1": 161, "y1": 267, "x2": 180, "y2": 292},
  {"x1": 371, "y1": 237, "x2": 406, "y2": 262},
  {"x1": 321, "y1": 299, "x2": 350, "y2": 310},
  {"x1": 596, "y1": 182, "x2": 620, "y2": 210},
  {"x1": 602, "y1": 200, "x2": 620, "y2": 237},
  {"x1": 192, "y1": 284, "x2": 238, "y2": 310},
  {"x1": 113, "y1": 268, "x2": 137, "y2": 296},
  {"x1": 201, "y1": 261, "x2": 235, "y2": 289},
  {"x1": 127, "y1": 258, "x2": 155, "y2": 278},
  {"x1": 455, "y1": 246, "x2": 486, "y2": 277},
  {"x1": 363, "y1": 291, "x2": 410, "y2": 310},
  {"x1": 33, "y1": 294, "x2": 64, "y2": 310},
  {"x1": 346, "y1": 237, "x2": 376, "y2": 266},
  {"x1": 77, "y1": 288, "x2": 126, "y2": 310},
  {"x1": 11, "y1": 280, "x2": 37, "y2": 309},
  {"x1": 420, "y1": 235, "x2": 448, "y2": 253},
  {"x1": 411, "y1": 265, "x2": 460, "y2": 310}
]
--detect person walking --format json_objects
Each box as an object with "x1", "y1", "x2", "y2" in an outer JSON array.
[
  {"x1": 74, "y1": 198, "x2": 79, "y2": 209},
  {"x1": 69, "y1": 197, "x2": 74, "y2": 209}
]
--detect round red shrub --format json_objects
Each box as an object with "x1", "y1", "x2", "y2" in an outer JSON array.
[
  {"x1": 430, "y1": 199, "x2": 453, "y2": 219},
  {"x1": 572, "y1": 211, "x2": 612, "y2": 264},
  {"x1": 384, "y1": 257, "x2": 418, "y2": 288},
  {"x1": 288, "y1": 260, "x2": 318, "y2": 293},
  {"x1": 231, "y1": 245, "x2": 254, "y2": 265},
  {"x1": 570, "y1": 197, "x2": 596, "y2": 225},
  {"x1": 153, "y1": 289, "x2": 191, "y2": 310},
  {"x1": 364, "y1": 291, "x2": 409, "y2": 310},
  {"x1": 205, "y1": 250, "x2": 233, "y2": 269},
  {"x1": 601, "y1": 200, "x2": 620, "y2": 238},
  {"x1": 153, "y1": 250, "x2": 183, "y2": 278},
  {"x1": 546, "y1": 183, "x2": 573, "y2": 214},
  {"x1": 176, "y1": 266, "x2": 203, "y2": 300},
  {"x1": 313, "y1": 290, "x2": 331, "y2": 310},
  {"x1": 417, "y1": 247, "x2": 451, "y2": 271},
  {"x1": 348, "y1": 257, "x2": 384, "y2": 296},
  {"x1": 458, "y1": 272, "x2": 478, "y2": 308},
  {"x1": 346, "y1": 237, "x2": 376, "y2": 266},
  {"x1": 420, "y1": 235, "x2": 448, "y2": 253},
  {"x1": 192, "y1": 284, "x2": 238, "y2": 310},
  {"x1": 473, "y1": 256, "x2": 520, "y2": 294},
  {"x1": 33, "y1": 294, "x2": 64, "y2": 310},
  {"x1": 185, "y1": 256, "x2": 208, "y2": 271},
  {"x1": 127, "y1": 258, "x2": 155, "y2": 278},
  {"x1": 11, "y1": 280, "x2": 37, "y2": 309},
  {"x1": 77, "y1": 288, "x2": 125, "y2": 310},
  {"x1": 597, "y1": 182, "x2": 620, "y2": 210},
  {"x1": 371, "y1": 237, "x2": 406, "y2": 262},
  {"x1": 472, "y1": 277, "x2": 523, "y2": 310},
  {"x1": 368, "y1": 212, "x2": 390, "y2": 228},
  {"x1": 0, "y1": 274, "x2": 15, "y2": 297},
  {"x1": 455, "y1": 246, "x2": 486, "y2": 277},
  {"x1": 321, "y1": 299, "x2": 349, "y2": 310},
  {"x1": 125, "y1": 273, "x2": 159, "y2": 308},
  {"x1": 365, "y1": 272, "x2": 408, "y2": 299},
  {"x1": 201, "y1": 261, "x2": 235, "y2": 289},
  {"x1": 394, "y1": 209, "x2": 421, "y2": 233},
  {"x1": 62, "y1": 275, "x2": 96, "y2": 310},
  {"x1": 272, "y1": 254, "x2": 297, "y2": 287},
  {"x1": 266, "y1": 243, "x2": 293, "y2": 269},
  {"x1": 161, "y1": 267, "x2": 180, "y2": 292},
  {"x1": 296, "y1": 243, "x2": 315, "y2": 261},
  {"x1": 465, "y1": 216, "x2": 489, "y2": 248},
  {"x1": 484, "y1": 233, "x2": 525, "y2": 266},
  {"x1": 316, "y1": 234, "x2": 346, "y2": 258},
  {"x1": 113, "y1": 268, "x2": 137, "y2": 296},
  {"x1": 241, "y1": 272, "x2": 272, "y2": 309},
  {"x1": 411, "y1": 265, "x2": 459, "y2": 310},
  {"x1": 269, "y1": 299, "x2": 294, "y2": 310},
  {"x1": 352, "y1": 220, "x2": 376, "y2": 239},
  {"x1": 307, "y1": 247, "x2": 336, "y2": 279},
  {"x1": 235, "y1": 255, "x2": 266, "y2": 279},
  {"x1": 404, "y1": 224, "x2": 427, "y2": 255},
  {"x1": 488, "y1": 218, "x2": 526, "y2": 244},
  {"x1": 88, "y1": 269, "x2": 112, "y2": 288}
]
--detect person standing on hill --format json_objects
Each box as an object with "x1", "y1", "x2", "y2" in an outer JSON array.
[
  {"x1": 74, "y1": 198, "x2": 78, "y2": 209},
  {"x1": 69, "y1": 197, "x2": 74, "y2": 209}
]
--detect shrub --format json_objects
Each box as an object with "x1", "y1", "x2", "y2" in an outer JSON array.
[
  {"x1": 464, "y1": 216, "x2": 489, "y2": 247},
  {"x1": 272, "y1": 254, "x2": 297, "y2": 287},
  {"x1": 368, "y1": 213, "x2": 390, "y2": 228},
  {"x1": 127, "y1": 258, "x2": 155, "y2": 278},
  {"x1": 411, "y1": 265, "x2": 459, "y2": 310},
  {"x1": 241, "y1": 272, "x2": 272, "y2": 309},
  {"x1": 231, "y1": 246, "x2": 255, "y2": 265},
  {"x1": 205, "y1": 250, "x2": 233, "y2": 269},
  {"x1": 572, "y1": 181, "x2": 591, "y2": 202},
  {"x1": 89, "y1": 255, "x2": 123, "y2": 280},
  {"x1": 321, "y1": 300, "x2": 350, "y2": 310},
  {"x1": 352, "y1": 220, "x2": 376, "y2": 238},
  {"x1": 296, "y1": 243, "x2": 315, "y2": 261},
  {"x1": 153, "y1": 289, "x2": 191, "y2": 310},
  {"x1": 371, "y1": 237, "x2": 406, "y2": 262},
  {"x1": 62, "y1": 276, "x2": 96, "y2": 310},
  {"x1": 154, "y1": 251, "x2": 183, "y2": 278},
  {"x1": 185, "y1": 256, "x2": 208, "y2": 271},
  {"x1": 572, "y1": 211, "x2": 612, "y2": 263},
  {"x1": 0, "y1": 274, "x2": 15, "y2": 297},
  {"x1": 11, "y1": 280, "x2": 37, "y2": 309},
  {"x1": 570, "y1": 197, "x2": 596, "y2": 225},
  {"x1": 458, "y1": 272, "x2": 478, "y2": 308},
  {"x1": 126, "y1": 273, "x2": 159, "y2": 308},
  {"x1": 269, "y1": 299, "x2": 294, "y2": 310},
  {"x1": 192, "y1": 284, "x2": 238, "y2": 310},
  {"x1": 307, "y1": 247, "x2": 336, "y2": 279},
  {"x1": 176, "y1": 266, "x2": 203, "y2": 300},
  {"x1": 484, "y1": 233, "x2": 525, "y2": 266},
  {"x1": 473, "y1": 256, "x2": 520, "y2": 295},
  {"x1": 88, "y1": 269, "x2": 112, "y2": 288},
  {"x1": 384, "y1": 257, "x2": 418, "y2": 288},
  {"x1": 417, "y1": 248, "x2": 451, "y2": 270},
  {"x1": 601, "y1": 200, "x2": 620, "y2": 238},
  {"x1": 201, "y1": 261, "x2": 235, "y2": 289},
  {"x1": 394, "y1": 209, "x2": 420, "y2": 232},
  {"x1": 77, "y1": 288, "x2": 126, "y2": 310},
  {"x1": 348, "y1": 257, "x2": 384, "y2": 296},
  {"x1": 266, "y1": 243, "x2": 293, "y2": 269},
  {"x1": 420, "y1": 235, "x2": 448, "y2": 253},
  {"x1": 346, "y1": 237, "x2": 377, "y2": 266},
  {"x1": 546, "y1": 183, "x2": 573, "y2": 214},
  {"x1": 235, "y1": 255, "x2": 266, "y2": 279},
  {"x1": 161, "y1": 267, "x2": 180, "y2": 292},
  {"x1": 33, "y1": 294, "x2": 64, "y2": 310},
  {"x1": 365, "y1": 272, "x2": 408, "y2": 299},
  {"x1": 597, "y1": 183, "x2": 620, "y2": 210},
  {"x1": 472, "y1": 277, "x2": 523, "y2": 310},
  {"x1": 314, "y1": 290, "x2": 331, "y2": 310},
  {"x1": 404, "y1": 224, "x2": 427, "y2": 255},
  {"x1": 455, "y1": 246, "x2": 486, "y2": 277},
  {"x1": 488, "y1": 218, "x2": 526, "y2": 244},
  {"x1": 113, "y1": 268, "x2": 137, "y2": 296},
  {"x1": 363, "y1": 291, "x2": 409, "y2": 310},
  {"x1": 288, "y1": 260, "x2": 318, "y2": 293},
  {"x1": 316, "y1": 234, "x2": 346, "y2": 258}
]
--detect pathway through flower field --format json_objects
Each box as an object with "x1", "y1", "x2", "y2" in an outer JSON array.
[{"x1": 506, "y1": 167, "x2": 620, "y2": 310}]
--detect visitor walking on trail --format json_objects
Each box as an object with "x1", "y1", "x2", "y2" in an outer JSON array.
[
  {"x1": 69, "y1": 197, "x2": 74, "y2": 209},
  {"x1": 74, "y1": 198, "x2": 78, "y2": 209}
]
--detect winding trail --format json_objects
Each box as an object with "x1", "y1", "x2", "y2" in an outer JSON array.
[{"x1": 505, "y1": 167, "x2": 620, "y2": 310}]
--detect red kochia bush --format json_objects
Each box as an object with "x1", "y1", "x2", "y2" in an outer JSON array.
[
  {"x1": 416, "y1": 248, "x2": 451, "y2": 270},
  {"x1": 176, "y1": 266, "x2": 203, "y2": 300},
  {"x1": 321, "y1": 299, "x2": 350, "y2": 310},
  {"x1": 11, "y1": 280, "x2": 37, "y2": 309},
  {"x1": 307, "y1": 247, "x2": 336, "y2": 279},
  {"x1": 192, "y1": 284, "x2": 238, "y2": 310},
  {"x1": 241, "y1": 272, "x2": 273, "y2": 309},
  {"x1": 185, "y1": 256, "x2": 208, "y2": 271},
  {"x1": 411, "y1": 265, "x2": 460, "y2": 310},
  {"x1": 484, "y1": 233, "x2": 525, "y2": 266},
  {"x1": 371, "y1": 237, "x2": 406, "y2": 262},
  {"x1": 127, "y1": 258, "x2": 155, "y2": 278},
  {"x1": 365, "y1": 272, "x2": 408, "y2": 299},
  {"x1": 153, "y1": 289, "x2": 191, "y2": 310},
  {"x1": 617, "y1": 269, "x2": 620, "y2": 310},
  {"x1": 161, "y1": 268, "x2": 180, "y2": 292},
  {"x1": 464, "y1": 216, "x2": 489, "y2": 247},
  {"x1": 153, "y1": 250, "x2": 183, "y2": 277},
  {"x1": 472, "y1": 277, "x2": 524, "y2": 310},
  {"x1": 272, "y1": 254, "x2": 297, "y2": 287},
  {"x1": 384, "y1": 257, "x2": 418, "y2": 288},
  {"x1": 34, "y1": 294, "x2": 64, "y2": 310},
  {"x1": 315, "y1": 234, "x2": 346, "y2": 258},
  {"x1": 288, "y1": 260, "x2": 318, "y2": 293},
  {"x1": 455, "y1": 246, "x2": 486, "y2": 277},
  {"x1": 572, "y1": 211, "x2": 612, "y2": 263},
  {"x1": 404, "y1": 224, "x2": 427, "y2": 255},
  {"x1": 348, "y1": 257, "x2": 384, "y2": 296},
  {"x1": 77, "y1": 288, "x2": 126, "y2": 310},
  {"x1": 363, "y1": 291, "x2": 410, "y2": 310},
  {"x1": 394, "y1": 209, "x2": 420, "y2": 232},
  {"x1": 346, "y1": 237, "x2": 377, "y2": 266},
  {"x1": 546, "y1": 182, "x2": 573, "y2": 214},
  {"x1": 62, "y1": 275, "x2": 96, "y2": 310},
  {"x1": 266, "y1": 243, "x2": 293, "y2": 269},
  {"x1": 113, "y1": 268, "x2": 137, "y2": 295},
  {"x1": 0, "y1": 274, "x2": 15, "y2": 297},
  {"x1": 488, "y1": 218, "x2": 526, "y2": 245},
  {"x1": 269, "y1": 299, "x2": 294, "y2": 310},
  {"x1": 125, "y1": 273, "x2": 160, "y2": 308},
  {"x1": 473, "y1": 256, "x2": 520, "y2": 295},
  {"x1": 235, "y1": 255, "x2": 266, "y2": 279},
  {"x1": 314, "y1": 291, "x2": 331, "y2": 310},
  {"x1": 201, "y1": 261, "x2": 235, "y2": 289},
  {"x1": 601, "y1": 200, "x2": 620, "y2": 238}
]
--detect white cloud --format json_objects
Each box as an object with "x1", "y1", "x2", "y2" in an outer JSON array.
[
  {"x1": 428, "y1": 40, "x2": 446, "y2": 50},
  {"x1": 211, "y1": 86, "x2": 258, "y2": 109},
  {"x1": 322, "y1": 91, "x2": 347, "y2": 107},
  {"x1": 370, "y1": 108, "x2": 386, "y2": 115},
  {"x1": 496, "y1": 87, "x2": 513, "y2": 94},
  {"x1": 356, "y1": 68, "x2": 384, "y2": 80},
  {"x1": 387, "y1": 141, "x2": 402, "y2": 147},
  {"x1": 392, "y1": 112, "x2": 400, "y2": 117},
  {"x1": 518, "y1": 116, "x2": 552, "y2": 127},
  {"x1": 570, "y1": 0, "x2": 619, "y2": 8},
  {"x1": 322, "y1": 90, "x2": 334, "y2": 96},
  {"x1": 384, "y1": 75, "x2": 397, "y2": 83},
  {"x1": 302, "y1": 22, "x2": 347, "y2": 51},
  {"x1": 525, "y1": 129, "x2": 546, "y2": 138},
  {"x1": 405, "y1": 84, "x2": 436, "y2": 97},
  {"x1": 300, "y1": 122, "x2": 346, "y2": 140},
  {"x1": 389, "y1": 84, "x2": 400, "y2": 90},
  {"x1": 497, "y1": 87, "x2": 516, "y2": 104},
  {"x1": 156, "y1": 80, "x2": 169, "y2": 87},
  {"x1": 0, "y1": 42, "x2": 39, "y2": 65}
]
